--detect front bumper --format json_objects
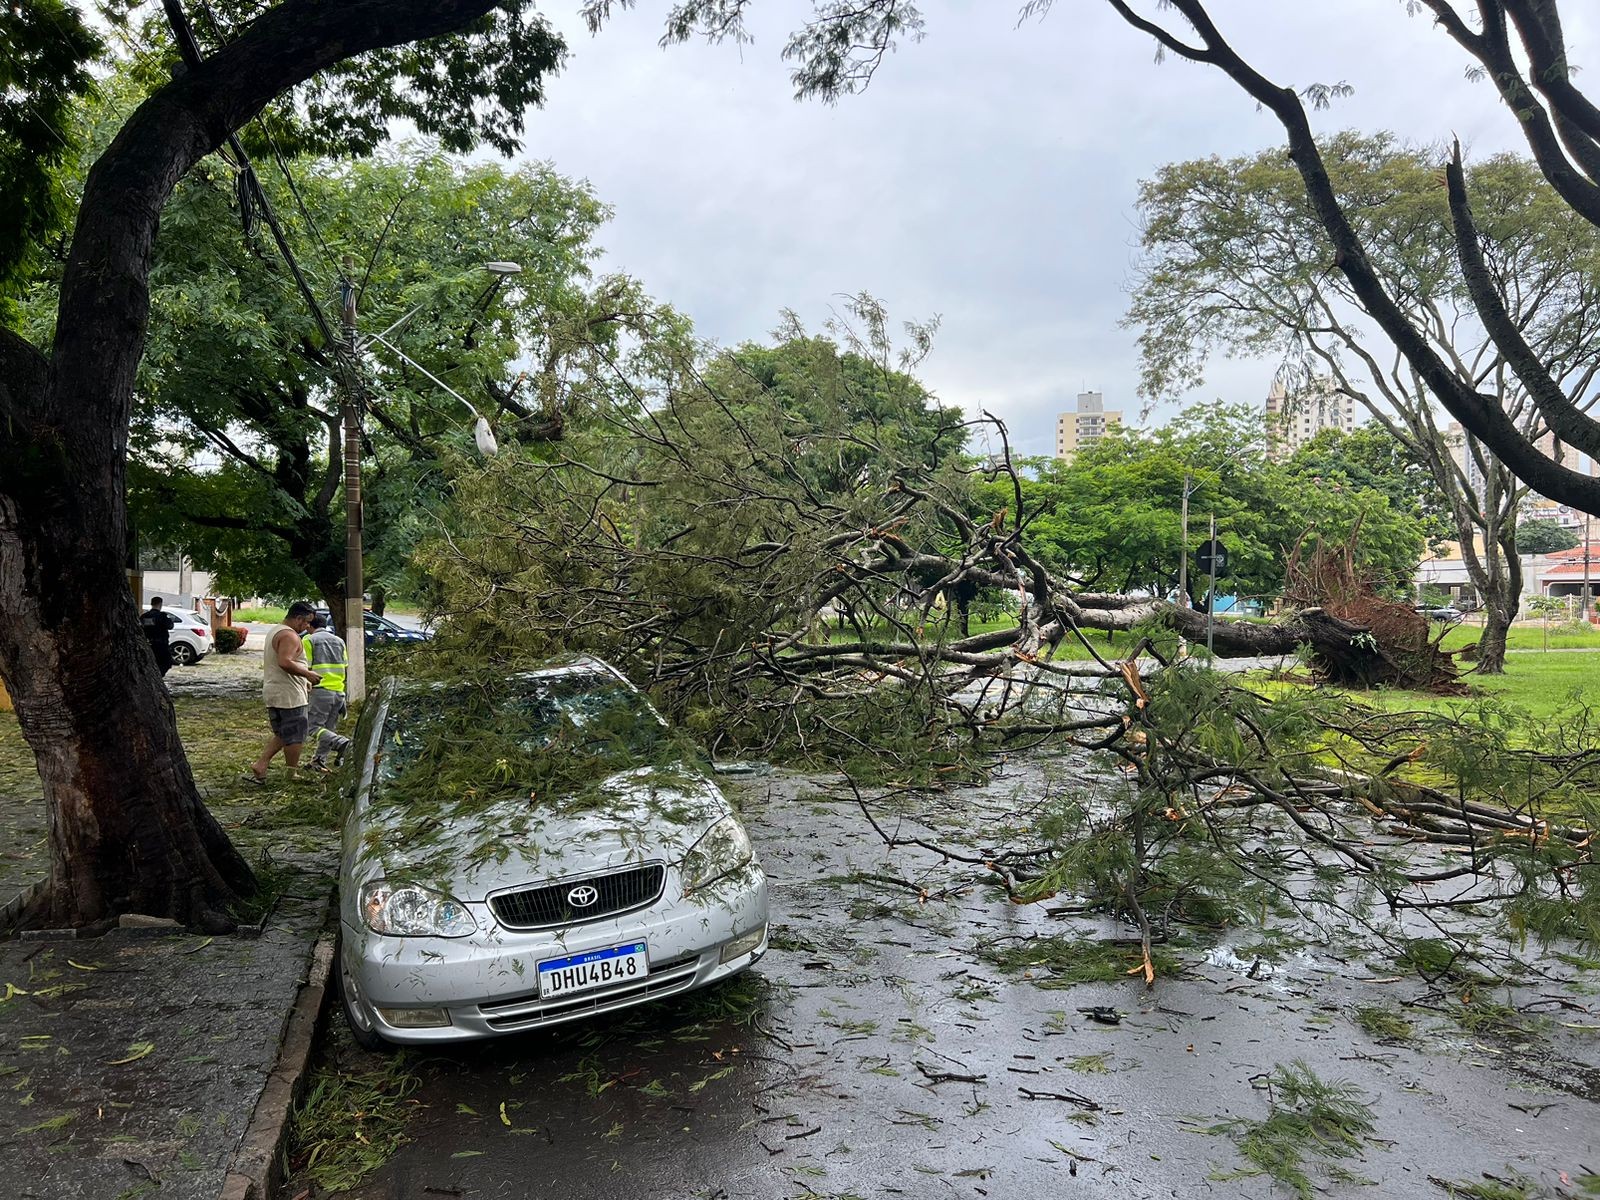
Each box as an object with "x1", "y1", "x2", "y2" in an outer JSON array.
[{"x1": 342, "y1": 862, "x2": 768, "y2": 1043}]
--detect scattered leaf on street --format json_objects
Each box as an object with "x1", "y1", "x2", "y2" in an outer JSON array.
[{"x1": 107, "y1": 1042, "x2": 155, "y2": 1066}]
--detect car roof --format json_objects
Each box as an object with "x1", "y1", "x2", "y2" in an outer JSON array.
[{"x1": 381, "y1": 654, "x2": 625, "y2": 699}]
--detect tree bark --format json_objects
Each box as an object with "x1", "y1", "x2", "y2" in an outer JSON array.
[
  {"x1": 1476, "y1": 604, "x2": 1513, "y2": 675},
  {"x1": 0, "y1": 331, "x2": 253, "y2": 927},
  {"x1": 1063, "y1": 595, "x2": 1459, "y2": 690},
  {"x1": 0, "y1": 0, "x2": 510, "y2": 927}
]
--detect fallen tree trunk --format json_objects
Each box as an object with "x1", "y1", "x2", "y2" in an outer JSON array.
[{"x1": 1061, "y1": 598, "x2": 1461, "y2": 692}]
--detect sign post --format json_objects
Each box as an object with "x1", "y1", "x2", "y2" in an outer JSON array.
[{"x1": 1196, "y1": 523, "x2": 1228, "y2": 657}]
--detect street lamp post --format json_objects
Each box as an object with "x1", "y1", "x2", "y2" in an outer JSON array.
[
  {"x1": 339, "y1": 262, "x2": 366, "y2": 701},
  {"x1": 336, "y1": 260, "x2": 522, "y2": 702}
]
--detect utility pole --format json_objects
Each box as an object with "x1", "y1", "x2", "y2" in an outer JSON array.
[
  {"x1": 1206, "y1": 511, "x2": 1217, "y2": 657},
  {"x1": 1586, "y1": 512, "x2": 1594, "y2": 625},
  {"x1": 1177, "y1": 472, "x2": 1192, "y2": 609},
  {"x1": 340, "y1": 259, "x2": 366, "y2": 702}
]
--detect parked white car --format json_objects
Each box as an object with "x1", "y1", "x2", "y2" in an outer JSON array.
[
  {"x1": 165, "y1": 609, "x2": 213, "y2": 665},
  {"x1": 335, "y1": 657, "x2": 769, "y2": 1046}
]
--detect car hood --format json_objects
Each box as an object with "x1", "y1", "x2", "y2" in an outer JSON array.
[{"x1": 353, "y1": 764, "x2": 731, "y2": 900}]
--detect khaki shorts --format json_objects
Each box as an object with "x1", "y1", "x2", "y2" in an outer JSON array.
[{"x1": 267, "y1": 705, "x2": 309, "y2": 747}]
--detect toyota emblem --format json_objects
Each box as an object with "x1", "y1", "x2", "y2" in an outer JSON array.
[{"x1": 567, "y1": 884, "x2": 600, "y2": 908}]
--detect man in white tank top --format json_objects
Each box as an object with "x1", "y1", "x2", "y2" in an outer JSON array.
[{"x1": 246, "y1": 600, "x2": 322, "y2": 783}]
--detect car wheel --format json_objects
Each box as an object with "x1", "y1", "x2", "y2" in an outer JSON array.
[
  {"x1": 171, "y1": 643, "x2": 197, "y2": 667},
  {"x1": 334, "y1": 932, "x2": 395, "y2": 1053}
]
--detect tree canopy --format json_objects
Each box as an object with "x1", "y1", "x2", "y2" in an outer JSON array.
[
  {"x1": 1010, "y1": 404, "x2": 1425, "y2": 605},
  {"x1": 1125, "y1": 136, "x2": 1600, "y2": 669},
  {"x1": 0, "y1": 0, "x2": 574, "y2": 927}
]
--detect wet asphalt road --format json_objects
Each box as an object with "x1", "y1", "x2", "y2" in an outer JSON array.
[{"x1": 311, "y1": 762, "x2": 1600, "y2": 1200}]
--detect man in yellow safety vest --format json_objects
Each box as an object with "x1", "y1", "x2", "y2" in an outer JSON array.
[{"x1": 303, "y1": 613, "x2": 350, "y2": 769}]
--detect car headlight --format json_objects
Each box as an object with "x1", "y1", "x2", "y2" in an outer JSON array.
[
  {"x1": 360, "y1": 881, "x2": 478, "y2": 937},
  {"x1": 681, "y1": 815, "x2": 754, "y2": 893}
]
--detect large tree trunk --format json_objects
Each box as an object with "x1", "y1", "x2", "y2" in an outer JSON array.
[
  {"x1": 0, "y1": 332, "x2": 252, "y2": 927},
  {"x1": 1475, "y1": 598, "x2": 1513, "y2": 675},
  {"x1": 1064, "y1": 593, "x2": 1460, "y2": 691},
  {"x1": 0, "y1": 0, "x2": 510, "y2": 928}
]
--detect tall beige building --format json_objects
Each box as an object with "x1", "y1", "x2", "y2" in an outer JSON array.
[
  {"x1": 1264, "y1": 378, "x2": 1357, "y2": 457},
  {"x1": 1054, "y1": 391, "x2": 1121, "y2": 459}
]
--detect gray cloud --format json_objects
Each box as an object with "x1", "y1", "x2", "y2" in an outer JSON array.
[{"x1": 517, "y1": 2, "x2": 1593, "y2": 455}]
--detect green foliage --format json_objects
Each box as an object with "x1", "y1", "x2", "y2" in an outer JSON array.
[
  {"x1": 1206, "y1": 1061, "x2": 1377, "y2": 1200},
  {"x1": 1290, "y1": 426, "x2": 1454, "y2": 554},
  {"x1": 70, "y1": 136, "x2": 624, "y2": 604},
  {"x1": 212, "y1": 626, "x2": 244, "y2": 654},
  {"x1": 1003, "y1": 402, "x2": 1424, "y2": 603},
  {"x1": 1433, "y1": 1172, "x2": 1546, "y2": 1200},
  {"x1": 1352, "y1": 1004, "x2": 1413, "y2": 1042},
  {"x1": 414, "y1": 302, "x2": 968, "y2": 693},
  {"x1": 289, "y1": 1043, "x2": 419, "y2": 1193},
  {"x1": 358, "y1": 668, "x2": 713, "y2": 881},
  {"x1": 75, "y1": 0, "x2": 564, "y2": 158},
  {"x1": 0, "y1": 1, "x2": 99, "y2": 314},
  {"x1": 979, "y1": 936, "x2": 1183, "y2": 986},
  {"x1": 1517, "y1": 520, "x2": 1580, "y2": 555}
]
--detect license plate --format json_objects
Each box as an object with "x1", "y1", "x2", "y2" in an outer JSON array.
[{"x1": 538, "y1": 942, "x2": 649, "y2": 998}]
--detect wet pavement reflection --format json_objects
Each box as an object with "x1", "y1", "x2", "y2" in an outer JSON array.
[{"x1": 323, "y1": 761, "x2": 1600, "y2": 1200}]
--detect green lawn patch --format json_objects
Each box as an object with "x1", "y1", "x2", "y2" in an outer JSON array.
[
  {"x1": 1439, "y1": 622, "x2": 1600, "y2": 652},
  {"x1": 1366, "y1": 652, "x2": 1600, "y2": 724}
]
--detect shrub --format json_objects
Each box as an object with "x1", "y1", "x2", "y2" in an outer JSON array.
[{"x1": 214, "y1": 627, "x2": 245, "y2": 654}]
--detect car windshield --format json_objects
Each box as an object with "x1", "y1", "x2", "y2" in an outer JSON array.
[{"x1": 374, "y1": 672, "x2": 681, "y2": 804}]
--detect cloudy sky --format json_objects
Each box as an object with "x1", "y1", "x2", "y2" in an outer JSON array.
[{"x1": 510, "y1": 1, "x2": 1590, "y2": 456}]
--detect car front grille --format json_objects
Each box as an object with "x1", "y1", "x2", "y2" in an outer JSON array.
[{"x1": 488, "y1": 863, "x2": 667, "y2": 930}]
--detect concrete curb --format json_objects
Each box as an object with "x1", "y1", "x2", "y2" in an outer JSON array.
[
  {"x1": 0, "y1": 879, "x2": 43, "y2": 936},
  {"x1": 220, "y1": 929, "x2": 336, "y2": 1200}
]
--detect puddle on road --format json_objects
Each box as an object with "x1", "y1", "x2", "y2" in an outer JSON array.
[{"x1": 300, "y1": 759, "x2": 1600, "y2": 1200}]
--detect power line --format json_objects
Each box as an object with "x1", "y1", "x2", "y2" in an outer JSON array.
[
  {"x1": 158, "y1": 0, "x2": 344, "y2": 367},
  {"x1": 190, "y1": 0, "x2": 343, "y2": 284}
]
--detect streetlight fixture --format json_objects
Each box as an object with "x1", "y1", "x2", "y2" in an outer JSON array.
[{"x1": 337, "y1": 260, "x2": 523, "y2": 700}]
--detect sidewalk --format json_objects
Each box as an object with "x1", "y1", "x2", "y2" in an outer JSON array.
[{"x1": 0, "y1": 864, "x2": 333, "y2": 1200}]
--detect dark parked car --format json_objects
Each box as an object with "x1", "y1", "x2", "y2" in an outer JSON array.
[{"x1": 313, "y1": 609, "x2": 432, "y2": 648}]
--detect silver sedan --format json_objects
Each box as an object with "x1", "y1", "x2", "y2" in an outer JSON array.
[{"x1": 334, "y1": 657, "x2": 769, "y2": 1046}]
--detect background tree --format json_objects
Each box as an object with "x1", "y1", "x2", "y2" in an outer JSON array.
[
  {"x1": 1090, "y1": 0, "x2": 1600, "y2": 515},
  {"x1": 1015, "y1": 404, "x2": 1424, "y2": 608},
  {"x1": 1127, "y1": 137, "x2": 1600, "y2": 670},
  {"x1": 0, "y1": 2, "x2": 98, "y2": 314},
  {"x1": 0, "y1": 0, "x2": 564, "y2": 928},
  {"x1": 1517, "y1": 519, "x2": 1581, "y2": 555},
  {"x1": 1288, "y1": 426, "x2": 1454, "y2": 557},
  {"x1": 112, "y1": 147, "x2": 627, "y2": 616}
]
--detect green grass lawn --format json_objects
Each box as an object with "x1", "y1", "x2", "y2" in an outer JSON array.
[
  {"x1": 234, "y1": 606, "x2": 285, "y2": 624},
  {"x1": 1312, "y1": 650, "x2": 1599, "y2": 726},
  {"x1": 236, "y1": 604, "x2": 421, "y2": 624},
  {"x1": 1438, "y1": 620, "x2": 1600, "y2": 652}
]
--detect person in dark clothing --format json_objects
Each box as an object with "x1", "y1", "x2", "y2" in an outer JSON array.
[{"x1": 139, "y1": 596, "x2": 180, "y2": 677}]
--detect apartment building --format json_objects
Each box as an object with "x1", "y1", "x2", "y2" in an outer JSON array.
[
  {"x1": 1054, "y1": 391, "x2": 1122, "y2": 459},
  {"x1": 1264, "y1": 378, "x2": 1357, "y2": 457}
]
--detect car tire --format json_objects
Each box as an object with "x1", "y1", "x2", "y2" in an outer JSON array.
[
  {"x1": 334, "y1": 931, "x2": 395, "y2": 1053},
  {"x1": 171, "y1": 643, "x2": 197, "y2": 667}
]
